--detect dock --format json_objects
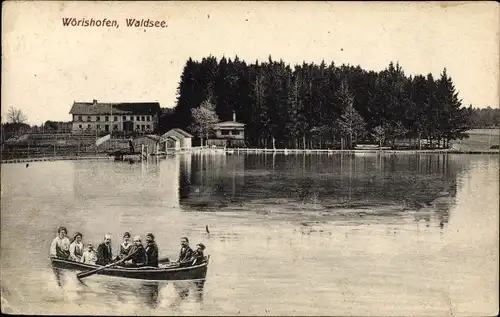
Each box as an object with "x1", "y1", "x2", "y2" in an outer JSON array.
[{"x1": 192, "y1": 147, "x2": 500, "y2": 155}]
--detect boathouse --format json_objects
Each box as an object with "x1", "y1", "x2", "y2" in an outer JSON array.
[
  {"x1": 208, "y1": 111, "x2": 246, "y2": 147},
  {"x1": 69, "y1": 100, "x2": 161, "y2": 135},
  {"x1": 161, "y1": 128, "x2": 193, "y2": 149},
  {"x1": 133, "y1": 135, "x2": 161, "y2": 154},
  {"x1": 155, "y1": 135, "x2": 180, "y2": 153}
]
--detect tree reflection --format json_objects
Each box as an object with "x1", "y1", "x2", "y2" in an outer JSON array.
[{"x1": 179, "y1": 153, "x2": 466, "y2": 220}]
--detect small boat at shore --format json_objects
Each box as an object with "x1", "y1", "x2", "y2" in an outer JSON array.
[{"x1": 50, "y1": 256, "x2": 210, "y2": 281}]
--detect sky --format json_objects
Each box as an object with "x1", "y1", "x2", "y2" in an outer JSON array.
[{"x1": 2, "y1": 1, "x2": 499, "y2": 125}]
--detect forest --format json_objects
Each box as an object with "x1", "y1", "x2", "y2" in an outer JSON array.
[{"x1": 165, "y1": 55, "x2": 483, "y2": 149}]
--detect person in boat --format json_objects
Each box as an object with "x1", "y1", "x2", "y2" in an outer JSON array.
[
  {"x1": 123, "y1": 235, "x2": 147, "y2": 267},
  {"x1": 69, "y1": 232, "x2": 84, "y2": 262},
  {"x1": 49, "y1": 226, "x2": 71, "y2": 259},
  {"x1": 145, "y1": 233, "x2": 159, "y2": 267},
  {"x1": 191, "y1": 243, "x2": 206, "y2": 266},
  {"x1": 81, "y1": 243, "x2": 97, "y2": 264},
  {"x1": 177, "y1": 237, "x2": 194, "y2": 267},
  {"x1": 115, "y1": 232, "x2": 132, "y2": 261},
  {"x1": 96, "y1": 234, "x2": 113, "y2": 266}
]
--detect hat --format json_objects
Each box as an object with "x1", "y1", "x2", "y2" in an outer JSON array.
[
  {"x1": 146, "y1": 232, "x2": 155, "y2": 240},
  {"x1": 196, "y1": 243, "x2": 206, "y2": 250},
  {"x1": 123, "y1": 232, "x2": 131, "y2": 238},
  {"x1": 73, "y1": 232, "x2": 82, "y2": 239}
]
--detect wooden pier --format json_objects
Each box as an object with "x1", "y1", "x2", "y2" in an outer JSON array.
[{"x1": 192, "y1": 147, "x2": 500, "y2": 155}]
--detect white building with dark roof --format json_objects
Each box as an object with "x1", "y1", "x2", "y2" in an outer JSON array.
[
  {"x1": 69, "y1": 99, "x2": 161, "y2": 134},
  {"x1": 209, "y1": 111, "x2": 246, "y2": 147},
  {"x1": 161, "y1": 128, "x2": 193, "y2": 149}
]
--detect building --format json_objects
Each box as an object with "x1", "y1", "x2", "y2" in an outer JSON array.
[
  {"x1": 210, "y1": 112, "x2": 246, "y2": 147},
  {"x1": 156, "y1": 135, "x2": 180, "y2": 153},
  {"x1": 133, "y1": 135, "x2": 161, "y2": 154},
  {"x1": 69, "y1": 100, "x2": 161, "y2": 134},
  {"x1": 162, "y1": 128, "x2": 193, "y2": 149}
]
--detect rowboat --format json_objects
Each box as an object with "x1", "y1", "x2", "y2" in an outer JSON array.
[{"x1": 50, "y1": 255, "x2": 210, "y2": 281}]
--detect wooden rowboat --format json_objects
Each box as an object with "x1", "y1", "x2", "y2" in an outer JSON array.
[{"x1": 50, "y1": 255, "x2": 210, "y2": 281}]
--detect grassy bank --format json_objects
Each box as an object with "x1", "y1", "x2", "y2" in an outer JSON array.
[{"x1": 450, "y1": 129, "x2": 499, "y2": 152}]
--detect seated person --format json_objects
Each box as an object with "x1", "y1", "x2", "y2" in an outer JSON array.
[
  {"x1": 69, "y1": 232, "x2": 84, "y2": 262},
  {"x1": 115, "y1": 232, "x2": 132, "y2": 261},
  {"x1": 191, "y1": 243, "x2": 206, "y2": 266},
  {"x1": 145, "y1": 233, "x2": 159, "y2": 267},
  {"x1": 177, "y1": 237, "x2": 194, "y2": 267},
  {"x1": 122, "y1": 235, "x2": 147, "y2": 267},
  {"x1": 96, "y1": 234, "x2": 113, "y2": 266},
  {"x1": 50, "y1": 227, "x2": 70, "y2": 259},
  {"x1": 81, "y1": 244, "x2": 98, "y2": 264}
]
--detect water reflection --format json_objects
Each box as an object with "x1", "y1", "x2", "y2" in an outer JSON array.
[
  {"x1": 179, "y1": 153, "x2": 466, "y2": 221},
  {"x1": 170, "y1": 280, "x2": 206, "y2": 309},
  {"x1": 1, "y1": 154, "x2": 498, "y2": 315},
  {"x1": 52, "y1": 267, "x2": 163, "y2": 309}
]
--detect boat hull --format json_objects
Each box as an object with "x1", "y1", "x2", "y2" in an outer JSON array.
[{"x1": 50, "y1": 257, "x2": 209, "y2": 281}]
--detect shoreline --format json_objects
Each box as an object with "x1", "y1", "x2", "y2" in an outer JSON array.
[
  {"x1": 1, "y1": 148, "x2": 498, "y2": 164},
  {"x1": 196, "y1": 147, "x2": 499, "y2": 155},
  {"x1": 1, "y1": 155, "x2": 114, "y2": 164}
]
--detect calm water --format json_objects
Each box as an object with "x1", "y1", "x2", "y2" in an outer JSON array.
[{"x1": 1, "y1": 153, "x2": 498, "y2": 315}]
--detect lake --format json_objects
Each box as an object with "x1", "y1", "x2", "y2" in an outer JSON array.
[{"x1": 1, "y1": 153, "x2": 498, "y2": 315}]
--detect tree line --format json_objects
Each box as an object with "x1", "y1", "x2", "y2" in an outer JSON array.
[
  {"x1": 165, "y1": 55, "x2": 492, "y2": 149},
  {"x1": 466, "y1": 106, "x2": 500, "y2": 129}
]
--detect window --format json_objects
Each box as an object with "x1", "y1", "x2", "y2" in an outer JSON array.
[
  {"x1": 87, "y1": 124, "x2": 91, "y2": 129},
  {"x1": 130, "y1": 116, "x2": 134, "y2": 121},
  {"x1": 136, "y1": 116, "x2": 140, "y2": 121},
  {"x1": 78, "y1": 124, "x2": 82, "y2": 129},
  {"x1": 87, "y1": 116, "x2": 91, "y2": 121},
  {"x1": 141, "y1": 116, "x2": 145, "y2": 121},
  {"x1": 113, "y1": 125, "x2": 118, "y2": 130},
  {"x1": 141, "y1": 125, "x2": 145, "y2": 131},
  {"x1": 146, "y1": 125, "x2": 150, "y2": 131},
  {"x1": 105, "y1": 125, "x2": 109, "y2": 132},
  {"x1": 105, "y1": 116, "x2": 109, "y2": 122},
  {"x1": 96, "y1": 124, "x2": 100, "y2": 130},
  {"x1": 232, "y1": 130, "x2": 240, "y2": 135},
  {"x1": 114, "y1": 116, "x2": 118, "y2": 122},
  {"x1": 146, "y1": 116, "x2": 151, "y2": 122},
  {"x1": 221, "y1": 130, "x2": 230, "y2": 135},
  {"x1": 78, "y1": 116, "x2": 82, "y2": 121},
  {"x1": 96, "y1": 116, "x2": 101, "y2": 121}
]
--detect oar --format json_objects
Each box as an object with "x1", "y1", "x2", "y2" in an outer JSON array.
[{"x1": 77, "y1": 249, "x2": 139, "y2": 279}]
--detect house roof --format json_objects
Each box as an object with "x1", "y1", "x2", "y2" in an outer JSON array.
[
  {"x1": 160, "y1": 133, "x2": 180, "y2": 141},
  {"x1": 134, "y1": 134, "x2": 161, "y2": 142},
  {"x1": 69, "y1": 101, "x2": 161, "y2": 115},
  {"x1": 172, "y1": 128, "x2": 193, "y2": 138},
  {"x1": 214, "y1": 121, "x2": 246, "y2": 128},
  {"x1": 162, "y1": 128, "x2": 193, "y2": 139}
]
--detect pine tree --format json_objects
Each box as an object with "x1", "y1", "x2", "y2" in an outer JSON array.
[{"x1": 334, "y1": 80, "x2": 366, "y2": 149}]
